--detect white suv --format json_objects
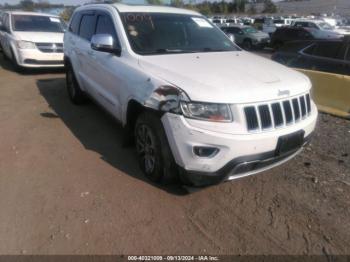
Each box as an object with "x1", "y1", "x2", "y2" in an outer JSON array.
[
  {"x1": 0, "y1": 11, "x2": 65, "y2": 70},
  {"x1": 64, "y1": 3, "x2": 318, "y2": 187}
]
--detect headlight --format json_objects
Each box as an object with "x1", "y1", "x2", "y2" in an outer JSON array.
[
  {"x1": 181, "y1": 102, "x2": 233, "y2": 122},
  {"x1": 17, "y1": 40, "x2": 36, "y2": 49}
]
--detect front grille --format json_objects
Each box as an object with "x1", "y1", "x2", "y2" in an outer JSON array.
[
  {"x1": 36, "y1": 43, "x2": 63, "y2": 53},
  {"x1": 292, "y1": 98, "x2": 300, "y2": 121},
  {"x1": 244, "y1": 93, "x2": 312, "y2": 132},
  {"x1": 258, "y1": 105, "x2": 272, "y2": 129},
  {"x1": 299, "y1": 96, "x2": 306, "y2": 118},
  {"x1": 282, "y1": 101, "x2": 293, "y2": 124},
  {"x1": 244, "y1": 107, "x2": 259, "y2": 130},
  {"x1": 271, "y1": 103, "x2": 284, "y2": 127}
]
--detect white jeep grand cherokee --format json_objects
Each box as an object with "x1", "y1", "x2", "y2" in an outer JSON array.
[{"x1": 64, "y1": 3, "x2": 318, "y2": 187}]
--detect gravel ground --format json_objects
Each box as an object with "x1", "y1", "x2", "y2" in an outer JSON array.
[{"x1": 0, "y1": 54, "x2": 349, "y2": 255}]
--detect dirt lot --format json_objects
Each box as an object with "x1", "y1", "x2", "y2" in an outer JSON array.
[{"x1": 0, "y1": 54, "x2": 349, "y2": 255}]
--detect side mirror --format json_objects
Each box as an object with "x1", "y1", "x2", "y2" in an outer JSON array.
[{"x1": 91, "y1": 34, "x2": 121, "y2": 56}]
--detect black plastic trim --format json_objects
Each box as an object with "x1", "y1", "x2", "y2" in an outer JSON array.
[{"x1": 180, "y1": 132, "x2": 313, "y2": 187}]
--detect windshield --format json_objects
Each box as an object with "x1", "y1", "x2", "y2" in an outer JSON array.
[
  {"x1": 120, "y1": 13, "x2": 240, "y2": 55},
  {"x1": 318, "y1": 22, "x2": 334, "y2": 30},
  {"x1": 243, "y1": 27, "x2": 258, "y2": 34},
  {"x1": 12, "y1": 15, "x2": 65, "y2": 32}
]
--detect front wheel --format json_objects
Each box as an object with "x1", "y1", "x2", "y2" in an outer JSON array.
[{"x1": 135, "y1": 112, "x2": 178, "y2": 184}]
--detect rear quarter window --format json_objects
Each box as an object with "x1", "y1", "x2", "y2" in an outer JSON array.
[{"x1": 312, "y1": 42, "x2": 344, "y2": 59}]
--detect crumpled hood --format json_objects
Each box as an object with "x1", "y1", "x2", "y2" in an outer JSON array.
[
  {"x1": 139, "y1": 51, "x2": 311, "y2": 104},
  {"x1": 13, "y1": 32, "x2": 64, "y2": 43}
]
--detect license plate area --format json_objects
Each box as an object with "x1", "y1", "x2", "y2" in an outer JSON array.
[{"x1": 275, "y1": 130, "x2": 305, "y2": 156}]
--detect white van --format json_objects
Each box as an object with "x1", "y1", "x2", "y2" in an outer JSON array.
[{"x1": 0, "y1": 11, "x2": 66, "y2": 70}]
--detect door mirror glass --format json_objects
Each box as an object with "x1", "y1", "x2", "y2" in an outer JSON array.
[{"x1": 91, "y1": 34, "x2": 121, "y2": 55}]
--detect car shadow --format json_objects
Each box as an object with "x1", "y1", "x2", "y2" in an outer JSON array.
[
  {"x1": 0, "y1": 53, "x2": 64, "y2": 75},
  {"x1": 36, "y1": 77, "x2": 188, "y2": 196}
]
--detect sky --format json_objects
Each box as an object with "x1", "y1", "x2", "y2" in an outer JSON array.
[{"x1": 0, "y1": 0, "x2": 280, "y2": 6}]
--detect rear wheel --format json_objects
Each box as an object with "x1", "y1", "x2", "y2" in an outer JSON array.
[
  {"x1": 135, "y1": 112, "x2": 178, "y2": 184},
  {"x1": 66, "y1": 64, "x2": 86, "y2": 105}
]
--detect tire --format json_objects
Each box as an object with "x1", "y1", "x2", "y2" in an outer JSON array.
[
  {"x1": 135, "y1": 112, "x2": 178, "y2": 184},
  {"x1": 243, "y1": 39, "x2": 253, "y2": 51},
  {"x1": 66, "y1": 64, "x2": 87, "y2": 105}
]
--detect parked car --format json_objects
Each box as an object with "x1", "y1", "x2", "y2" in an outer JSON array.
[
  {"x1": 0, "y1": 11, "x2": 66, "y2": 70},
  {"x1": 272, "y1": 39, "x2": 350, "y2": 76},
  {"x1": 64, "y1": 3, "x2": 317, "y2": 187},
  {"x1": 292, "y1": 19, "x2": 344, "y2": 38},
  {"x1": 271, "y1": 26, "x2": 338, "y2": 50},
  {"x1": 253, "y1": 17, "x2": 277, "y2": 35},
  {"x1": 224, "y1": 18, "x2": 243, "y2": 26},
  {"x1": 221, "y1": 25, "x2": 270, "y2": 50}
]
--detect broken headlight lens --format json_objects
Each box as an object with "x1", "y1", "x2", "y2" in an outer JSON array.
[{"x1": 180, "y1": 102, "x2": 233, "y2": 122}]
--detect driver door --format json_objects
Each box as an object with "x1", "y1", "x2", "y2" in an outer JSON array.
[{"x1": 87, "y1": 11, "x2": 124, "y2": 120}]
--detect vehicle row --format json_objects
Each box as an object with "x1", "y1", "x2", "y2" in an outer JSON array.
[{"x1": 219, "y1": 18, "x2": 349, "y2": 51}]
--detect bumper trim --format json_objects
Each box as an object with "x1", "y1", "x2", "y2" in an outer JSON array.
[{"x1": 180, "y1": 133, "x2": 312, "y2": 187}]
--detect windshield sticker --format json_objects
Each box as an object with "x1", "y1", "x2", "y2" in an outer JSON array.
[
  {"x1": 192, "y1": 17, "x2": 212, "y2": 28},
  {"x1": 49, "y1": 17, "x2": 60, "y2": 23}
]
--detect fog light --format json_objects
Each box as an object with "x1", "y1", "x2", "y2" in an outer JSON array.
[{"x1": 193, "y1": 146, "x2": 219, "y2": 158}]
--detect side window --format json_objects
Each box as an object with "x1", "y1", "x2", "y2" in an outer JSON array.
[
  {"x1": 227, "y1": 28, "x2": 238, "y2": 34},
  {"x1": 308, "y1": 23, "x2": 317, "y2": 29},
  {"x1": 4, "y1": 14, "x2": 9, "y2": 31},
  {"x1": 313, "y1": 42, "x2": 344, "y2": 59},
  {"x1": 95, "y1": 14, "x2": 118, "y2": 42},
  {"x1": 79, "y1": 14, "x2": 96, "y2": 41},
  {"x1": 69, "y1": 12, "x2": 81, "y2": 35}
]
